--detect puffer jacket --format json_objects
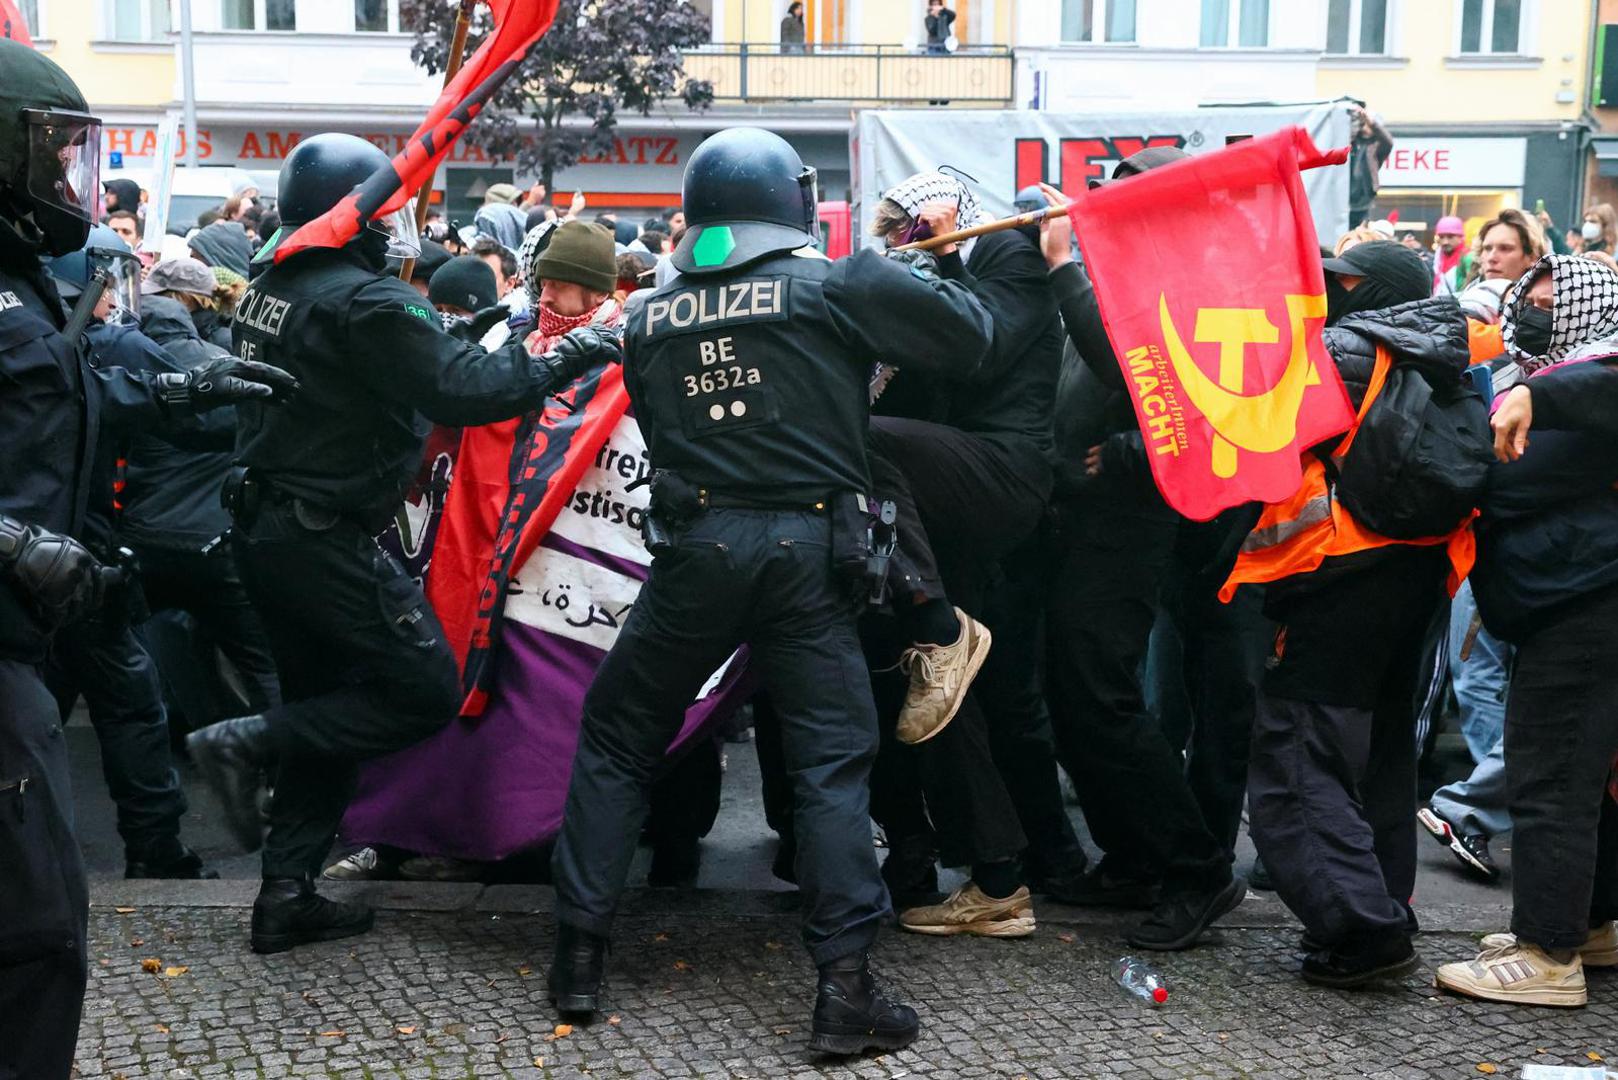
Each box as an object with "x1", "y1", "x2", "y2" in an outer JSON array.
[
  {"x1": 1473, "y1": 344, "x2": 1618, "y2": 642},
  {"x1": 119, "y1": 296, "x2": 236, "y2": 551},
  {"x1": 1320, "y1": 295, "x2": 1471, "y2": 415}
]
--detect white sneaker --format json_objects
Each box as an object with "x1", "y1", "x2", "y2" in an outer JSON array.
[
  {"x1": 322, "y1": 847, "x2": 391, "y2": 881},
  {"x1": 1435, "y1": 939, "x2": 1587, "y2": 1007},
  {"x1": 1480, "y1": 922, "x2": 1618, "y2": 968}
]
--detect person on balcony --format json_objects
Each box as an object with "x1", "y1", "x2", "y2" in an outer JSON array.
[
  {"x1": 925, "y1": 0, "x2": 956, "y2": 54},
  {"x1": 780, "y1": 2, "x2": 805, "y2": 54}
]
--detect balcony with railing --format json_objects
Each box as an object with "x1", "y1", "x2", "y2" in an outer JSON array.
[{"x1": 685, "y1": 43, "x2": 1015, "y2": 106}]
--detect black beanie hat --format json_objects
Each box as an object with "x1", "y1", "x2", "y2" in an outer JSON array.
[{"x1": 429, "y1": 255, "x2": 498, "y2": 312}]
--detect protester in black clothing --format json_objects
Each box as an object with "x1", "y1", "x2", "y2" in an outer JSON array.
[
  {"x1": 1233, "y1": 242, "x2": 1477, "y2": 989},
  {"x1": 1437, "y1": 255, "x2": 1618, "y2": 1007},
  {"x1": 181, "y1": 133, "x2": 623, "y2": 957},
  {"x1": 0, "y1": 43, "x2": 293, "y2": 1079},
  {"x1": 781, "y1": 1, "x2": 806, "y2": 52},
  {"x1": 187, "y1": 219, "x2": 254, "y2": 278},
  {"x1": 126, "y1": 292, "x2": 282, "y2": 718},
  {"x1": 1033, "y1": 168, "x2": 1249, "y2": 953},
  {"x1": 1348, "y1": 104, "x2": 1394, "y2": 229},
  {"x1": 863, "y1": 170, "x2": 1062, "y2": 937}
]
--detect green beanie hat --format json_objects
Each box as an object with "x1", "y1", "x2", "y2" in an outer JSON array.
[{"x1": 532, "y1": 221, "x2": 617, "y2": 295}]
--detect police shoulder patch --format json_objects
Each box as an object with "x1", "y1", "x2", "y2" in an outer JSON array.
[{"x1": 403, "y1": 301, "x2": 435, "y2": 324}]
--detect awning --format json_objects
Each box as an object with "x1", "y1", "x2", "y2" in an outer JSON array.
[{"x1": 1595, "y1": 136, "x2": 1618, "y2": 178}]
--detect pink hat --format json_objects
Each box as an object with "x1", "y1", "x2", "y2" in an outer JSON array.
[{"x1": 1435, "y1": 215, "x2": 1465, "y2": 236}]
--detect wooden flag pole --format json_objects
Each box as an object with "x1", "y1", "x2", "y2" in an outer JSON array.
[
  {"x1": 892, "y1": 202, "x2": 1070, "y2": 253},
  {"x1": 399, "y1": 0, "x2": 478, "y2": 282}
]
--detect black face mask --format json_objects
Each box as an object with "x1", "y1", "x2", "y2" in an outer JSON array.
[{"x1": 1514, "y1": 305, "x2": 1555, "y2": 357}]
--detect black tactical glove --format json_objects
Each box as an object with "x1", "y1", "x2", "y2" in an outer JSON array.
[
  {"x1": 535, "y1": 325, "x2": 624, "y2": 387},
  {"x1": 0, "y1": 514, "x2": 113, "y2": 629},
  {"x1": 154, "y1": 355, "x2": 301, "y2": 411},
  {"x1": 883, "y1": 247, "x2": 942, "y2": 282}
]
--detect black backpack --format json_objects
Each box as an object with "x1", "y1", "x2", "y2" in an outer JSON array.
[{"x1": 1334, "y1": 352, "x2": 1493, "y2": 540}]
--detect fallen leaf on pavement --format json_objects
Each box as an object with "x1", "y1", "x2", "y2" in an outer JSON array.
[
  {"x1": 129, "y1": 938, "x2": 143, "y2": 947},
  {"x1": 154, "y1": 1024, "x2": 169, "y2": 1034},
  {"x1": 764, "y1": 940, "x2": 782, "y2": 950},
  {"x1": 673, "y1": 960, "x2": 691, "y2": 971},
  {"x1": 654, "y1": 932, "x2": 669, "y2": 942},
  {"x1": 516, "y1": 966, "x2": 532, "y2": 977},
  {"x1": 162, "y1": 966, "x2": 188, "y2": 978},
  {"x1": 1056, "y1": 932, "x2": 1075, "y2": 944},
  {"x1": 114, "y1": 907, "x2": 136, "y2": 914},
  {"x1": 533, "y1": 1057, "x2": 544, "y2": 1068},
  {"x1": 608, "y1": 1015, "x2": 621, "y2": 1026},
  {"x1": 1476, "y1": 1065, "x2": 1496, "y2": 1075},
  {"x1": 774, "y1": 1027, "x2": 792, "y2": 1037},
  {"x1": 318, "y1": 1030, "x2": 345, "y2": 1038},
  {"x1": 544, "y1": 1023, "x2": 573, "y2": 1042},
  {"x1": 496, "y1": 1032, "x2": 509, "y2": 1044},
  {"x1": 395, "y1": 1026, "x2": 415, "y2": 1035},
  {"x1": 140, "y1": 958, "x2": 160, "y2": 973},
  {"x1": 1589, "y1": 1053, "x2": 1605, "y2": 1062}
]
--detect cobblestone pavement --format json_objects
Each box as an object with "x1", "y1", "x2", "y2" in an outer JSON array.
[{"x1": 75, "y1": 891, "x2": 1618, "y2": 1080}]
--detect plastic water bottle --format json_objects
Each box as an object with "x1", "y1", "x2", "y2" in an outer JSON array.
[{"x1": 1112, "y1": 955, "x2": 1168, "y2": 1005}]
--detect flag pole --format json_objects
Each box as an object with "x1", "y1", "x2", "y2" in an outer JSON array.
[
  {"x1": 892, "y1": 203, "x2": 1070, "y2": 253},
  {"x1": 399, "y1": 0, "x2": 479, "y2": 283}
]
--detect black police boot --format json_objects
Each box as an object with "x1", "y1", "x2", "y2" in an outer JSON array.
[
  {"x1": 125, "y1": 837, "x2": 219, "y2": 880},
  {"x1": 809, "y1": 951, "x2": 920, "y2": 1056},
  {"x1": 250, "y1": 876, "x2": 375, "y2": 955},
  {"x1": 186, "y1": 714, "x2": 273, "y2": 853},
  {"x1": 549, "y1": 922, "x2": 609, "y2": 1018}
]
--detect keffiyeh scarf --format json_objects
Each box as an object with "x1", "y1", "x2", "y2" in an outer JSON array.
[
  {"x1": 883, "y1": 171, "x2": 991, "y2": 259},
  {"x1": 1502, "y1": 254, "x2": 1618, "y2": 374}
]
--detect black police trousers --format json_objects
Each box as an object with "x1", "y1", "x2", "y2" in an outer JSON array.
[
  {"x1": 1248, "y1": 547, "x2": 1449, "y2": 947},
  {"x1": 1043, "y1": 495, "x2": 1232, "y2": 895},
  {"x1": 234, "y1": 504, "x2": 460, "y2": 880},
  {"x1": 1503, "y1": 583, "x2": 1618, "y2": 952},
  {"x1": 137, "y1": 543, "x2": 283, "y2": 717},
  {"x1": 0, "y1": 659, "x2": 89, "y2": 1080},
  {"x1": 45, "y1": 610, "x2": 188, "y2": 861},
  {"x1": 553, "y1": 509, "x2": 889, "y2": 965}
]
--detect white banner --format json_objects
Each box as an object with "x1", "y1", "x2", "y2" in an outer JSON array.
[
  {"x1": 1377, "y1": 137, "x2": 1527, "y2": 190},
  {"x1": 854, "y1": 102, "x2": 1352, "y2": 247}
]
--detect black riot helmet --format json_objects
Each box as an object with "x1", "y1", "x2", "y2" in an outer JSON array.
[
  {"x1": 0, "y1": 39, "x2": 104, "y2": 256},
  {"x1": 254, "y1": 132, "x2": 419, "y2": 264},
  {"x1": 671, "y1": 127, "x2": 820, "y2": 276}
]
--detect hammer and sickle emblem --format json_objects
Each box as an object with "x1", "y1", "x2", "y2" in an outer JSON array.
[{"x1": 1159, "y1": 293, "x2": 1328, "y2": 479}]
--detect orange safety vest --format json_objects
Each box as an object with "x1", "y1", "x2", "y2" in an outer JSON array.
[
  {"x1": 1467, "y1": 317, "x2": 1504, "y2": 366},
  {"x1": 1220, "y1": 345, "x2": 1476, "y2": 603}
]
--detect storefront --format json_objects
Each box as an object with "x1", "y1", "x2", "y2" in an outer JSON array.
[
  {"x1": 99, "y1": 118, "x2": 852, "y2": 227},
  {"x1": 1371, "y1": 126, "x2": 1585, "y2": 244}
]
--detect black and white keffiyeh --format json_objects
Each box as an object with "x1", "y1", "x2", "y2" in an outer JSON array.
[
  {"x1": 1502, "y1": 254, "x2": 1618, "y2": 373},
  {"x1": 883, "y1": 171, "x2": 991, "y2": 259}
]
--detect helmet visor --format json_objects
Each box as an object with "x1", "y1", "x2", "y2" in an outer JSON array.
[
  {"x1": 22, "y1": 109, "x2": 102, "y2": 225},
  {"x1": 91, "y1": 247, "x2": 142, "y2": 325},
  {"x1": 369, "y1": 197, "x2": 421, "y2": 260},
  {"x1": 798, "y1": 166, "x2": 821, "y2": 247}
]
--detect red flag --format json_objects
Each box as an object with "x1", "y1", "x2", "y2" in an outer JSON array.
[
  {"x1": 1, "y1": 0, "x2": 34, "y2": 46},
  {"x1": 274, "y1": 0, "x2": 559, "y2": 263},
  {"x1": 1068, "y1": 127, "x2": 1355, "y2": 522}
]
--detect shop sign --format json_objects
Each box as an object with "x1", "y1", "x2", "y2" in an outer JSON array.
[{"x1": 1378, "y1": 137, "x2": 1527, "y2": 189}]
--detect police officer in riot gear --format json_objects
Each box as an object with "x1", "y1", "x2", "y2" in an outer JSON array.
[
  {"x1": 182, "y1": 133, "x2": 621, "y2": 954},
  {"x1": 0, "y1": 40, "x2": 295, "y2": 1080},
  {"x1": 547, "y1": 127, "x2": 994, "y2": 1054}
]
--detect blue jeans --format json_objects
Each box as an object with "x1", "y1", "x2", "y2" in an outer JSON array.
[
  {"x1": 1429, "y1": 736, "x2": 1510, "y2": 837},
  {"x1": 1448, "y1": 581, "x2": 1511, "y2": 765}
]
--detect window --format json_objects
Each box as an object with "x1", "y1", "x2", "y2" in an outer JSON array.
[
  {"x1": 1327, "y1": 0, "x2": 1390, "y2": 55},
  {"x1": 15, "y1": 0, "x2": 40, "y2": 37},
  {"x1": 354, "y1": 0, "x2": 400, "y2": 32},
  {"x1": 1201, "y1": 0, "x2": 1268, "y2": 47},
  {"x1": 1060, "y1": 0, "x2": 1137, "y2": 43},
  {"x1": 1459, "y1": 0, "x2": 1525, "y2": 55},
  {"x1": 107, "y1": 0, "x2": 171, "y2": 41},
  {"x1": 222, "y1": 0, "x2": 295, "y2": 31}
]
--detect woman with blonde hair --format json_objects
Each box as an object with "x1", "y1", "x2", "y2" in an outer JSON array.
[{"x1": 1581, "y1": 203, "x2": 1618, "y2": 258}]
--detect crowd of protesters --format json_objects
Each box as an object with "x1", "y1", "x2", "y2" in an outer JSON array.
[{"x1": 6, "y1": 95, "x2": 1618, "y2": 1080}]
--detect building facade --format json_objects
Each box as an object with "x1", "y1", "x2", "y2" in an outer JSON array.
[{"x1": 1316, "y1": 0, "x2": 1594, "y2": 241}]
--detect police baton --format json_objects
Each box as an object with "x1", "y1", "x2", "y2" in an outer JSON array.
[
  {"x1": 891, "y1": 203, "x2": 1071, "y2": 254},
  {"x1": 398, "y1": 0, "x2": 477, "y2": 284},
  {"x1": 61, "y1": 268, "x2": 113, "y2": 345}
]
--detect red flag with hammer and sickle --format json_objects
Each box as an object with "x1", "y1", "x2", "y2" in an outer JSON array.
[
  {"x1": 1068, "y1": 127, "x2": 1354, "y2": 522},
  {"x1": 273, "y1": 0, "x2": 559, "y2": 264}
]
